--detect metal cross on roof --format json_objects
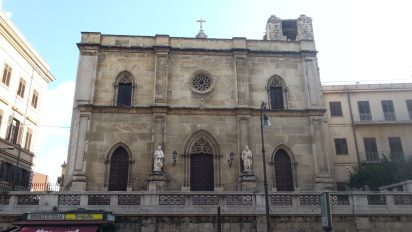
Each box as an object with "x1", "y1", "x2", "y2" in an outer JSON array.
[{"x1": 197, "y1": 17, "x2": 206, "y2": 30}]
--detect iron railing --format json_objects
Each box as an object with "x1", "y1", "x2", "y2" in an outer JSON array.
[{"x1": 0, "y1": 182, "x2": 62, "y2": 192}]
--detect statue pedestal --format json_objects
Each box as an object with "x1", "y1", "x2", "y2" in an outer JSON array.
[
  {"x1": 239, "y1": 171, "x2": 256, "y2": 191},
  {"x1": 70, "y1": 173, "x2": 87, "y2": 191},
  {"x1": 314, "y1": 176, "x2": 334, "y2": 191},
  {"x1": 148, "y1": 172, "x2": 167, "y2": 191}
]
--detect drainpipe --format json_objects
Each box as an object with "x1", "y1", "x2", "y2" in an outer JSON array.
[{"x1": 346, "y1": 91, "x2": 360, "y2": 164}]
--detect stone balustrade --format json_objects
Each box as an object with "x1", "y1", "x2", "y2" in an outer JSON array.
[{"x1": 1, "y1": 191, "x2": 411, "y2": 216}]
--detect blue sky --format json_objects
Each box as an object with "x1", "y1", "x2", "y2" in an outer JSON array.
[{"x1": 2, "y1": 0, "x2": 412, "y2": 181}]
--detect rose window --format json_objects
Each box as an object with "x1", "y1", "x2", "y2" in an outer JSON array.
[{"x1": 192, "y1": 73, "x2": 212, "y2": 92}]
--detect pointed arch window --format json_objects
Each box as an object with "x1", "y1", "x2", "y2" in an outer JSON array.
[
  {"x1": 108, "y1": 147, "x2": 129, "y2": 191},
  {"x1": 115, "y1": 72, "x2": 134, "y2": 107},
  {"x1": 268, "y1": 76, "x2": 286, "y2": 109}
]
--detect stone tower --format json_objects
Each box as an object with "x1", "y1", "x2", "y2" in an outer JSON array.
[{"x1": 265, "y1": 14, "x2": 314, "y2": 41}]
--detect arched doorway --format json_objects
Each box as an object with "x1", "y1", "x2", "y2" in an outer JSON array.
[
  {"x1": 108, "y1": 147, "x2": 129, "y2": 191},
  {"x1": 190, "y1": 153, "x2": 214, "y2": 191},
  {"x1": 274, "y1": 149, "x2": 293, "y2": 191},
  {"x1": 183, "y1": 130, "x2": 221, "y2": 191}
]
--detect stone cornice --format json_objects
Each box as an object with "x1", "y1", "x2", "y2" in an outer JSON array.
[
  {"x1": 77, "y1": 104, "x2": 326, "y2": 117},
  {"x1": 0, "y1": 12, "x2": 55, "y2": 83},
  {"x1": 77, "y1": 32, "x2": 318, "y2": 57},
  {"x1": 77, "y1": 44, "x2": 318, "y2": 57}
]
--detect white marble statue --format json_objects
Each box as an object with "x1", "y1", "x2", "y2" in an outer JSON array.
[
  {"x1": 241, "y1": 145, "x2": 253, "y2": 172},
  {"x1": 153, "y1": 145, "x2": 164, "y2": 172}
]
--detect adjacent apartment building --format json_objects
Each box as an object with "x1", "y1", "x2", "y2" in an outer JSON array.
[
  {"x1": 323, "y1": 83, "x2": 412, "y2": 190},
  {"x1": 0, "y1": 12, "x2": 55, "y2": 190}
]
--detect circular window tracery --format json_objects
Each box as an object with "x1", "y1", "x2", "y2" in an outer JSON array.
[{"x1": 189, "y1": 71, "x2": 214, "y2": 94}]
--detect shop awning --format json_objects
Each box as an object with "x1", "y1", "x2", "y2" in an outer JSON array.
[{"x1": 19, "y1": 226, "x2": 98, "y2": 232}]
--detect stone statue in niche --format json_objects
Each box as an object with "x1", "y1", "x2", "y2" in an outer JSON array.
[
  {"x1": 241, "y1": 145, "x2": 253, "y2": 172},
  {"x1": 153, "y1": 145, "x2": 164, "y2": 172}
]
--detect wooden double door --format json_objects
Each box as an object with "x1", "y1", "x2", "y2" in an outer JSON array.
[
  {"x1": 108, "y1": 147, "x2": 129, "y2": 191},
  {"x1": 190, "y1": 153, "x2": 214, "y2": 191}
]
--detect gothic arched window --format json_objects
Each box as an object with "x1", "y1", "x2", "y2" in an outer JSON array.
[
  {"x1": 268, "y1": 76, "x2": 286, "y2": 109},
  {"x1": 115, "y1": 71, "x2": 134, "y2": 107},
  {"x1": 108, "y1": 147, "x2": 129, "y2": 191}
]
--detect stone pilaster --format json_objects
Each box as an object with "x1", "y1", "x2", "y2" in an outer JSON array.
[
  {"x1": 237, "y1": 115, "x2": 256, "y2": 191},
  {"x1": 296, "y1": 14, "x2": 314, "y2": 41},
  {"x1": 65, "y1": 42, "x2": 99, "y2": 191},
  {"x1": 153, "y1": 113, "x2": 166, "y2": 150},
  {"x1": 150, "y1": 113, "x2": 167, "y2": 191},
  {"x1": 238, "y1": 115, "x2": 251, "y2": 151},
  {"x1": 233, "y1": 42, "x2": 249, "y2": 106},
  {"x1": 304, "y1": 57, "x2": 322, "y2": 107},
  {"x1": 154, "y1": 35, "x2": 170, "y2": 104},
  {"x1": 311, "y1": 116, "x2": 334, "y2": 190}
]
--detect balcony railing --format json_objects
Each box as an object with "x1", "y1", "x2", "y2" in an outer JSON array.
[
  {"x1": 354, "y1": 113, "x2": 412, "y2": 124},
  {"x1": 359, "y1": 113, "x2": 372, "y2": 122},
  {"x1": 384, "y1": 112, "x2": 397, "y2": 121},
  {"x1": 364, "y1": 152, "x2": 380, "y2": 163},
  {"x1": 359, "y1": 151, "x2": 409, "y2": 163},
  {"x1": 0, "y1": 191, "x2": 411, "y2": 216},
  {"x1": 0, "y1": 182, "x2": 62, "y2": 192}
]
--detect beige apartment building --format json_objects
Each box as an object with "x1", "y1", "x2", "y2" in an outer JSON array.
[
  {"x1": 323, "y1": 83, "x2": 412, "y2": 190},
  {"x1": 0, "y1": 12, "x2": 55, "y2": 190}
]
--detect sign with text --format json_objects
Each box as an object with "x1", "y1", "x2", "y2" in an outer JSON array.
[
  {"x1": 20, "y1": 226, "x2": 98, "y2": 232},
  {"x1": 24, "y1": 212, "x2": 114, "y2": 222}
]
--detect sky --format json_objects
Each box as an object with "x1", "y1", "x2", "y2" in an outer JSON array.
[{"x1": 1, "y1": 0, "x2": 412, "y2": 182}]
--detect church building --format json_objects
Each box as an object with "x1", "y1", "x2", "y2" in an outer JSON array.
[{"x1": 63, "y1": 15, "x2": 334, "y2": 192}]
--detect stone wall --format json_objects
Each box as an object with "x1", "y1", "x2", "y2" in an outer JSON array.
[
  {"x1": 2, "y1": 215, "x2": 412, "y2": 232},
  {"x1": 1, "y1": 191, "x2": 412, "y2": 232}
]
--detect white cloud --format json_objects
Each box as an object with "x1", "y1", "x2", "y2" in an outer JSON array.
[
  {"x1": 0, "y1": 0, "x2": 12, "y2": 18},
  {"x1": 34, "y1": 81, "x2": 75, "y2": 183}
]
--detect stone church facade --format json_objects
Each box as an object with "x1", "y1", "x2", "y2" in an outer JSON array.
[{"x1": 63, "y1": 15, "x2": 334, "y2": 192}]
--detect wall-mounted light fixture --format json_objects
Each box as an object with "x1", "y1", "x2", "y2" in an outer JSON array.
[
  {"x1": 227, "y1": 152, "x2": 235, "y2": 167},
  {"x1": 172, "y1": 151, "x2": 177, "y2": 165}
]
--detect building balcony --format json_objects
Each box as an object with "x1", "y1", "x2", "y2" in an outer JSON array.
[
  {"x1": 0, "y1": 138, "x2": 34, "y2": 164},
  {"x1": 0, "y1": 191, "x2": 411, "y2": 216},
  {"x1": 353, "y1": 113, "x2": 412, "y2": 125},
  {"x1": 359, "y1": 151, "x2": 409, "y2": 163}
]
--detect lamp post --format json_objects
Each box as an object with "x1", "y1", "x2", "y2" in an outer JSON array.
[{"x1": 260, "y1": 102, "x2": 271, "y2": 232}]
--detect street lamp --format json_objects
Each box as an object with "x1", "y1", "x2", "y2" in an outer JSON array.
[{"x1": 260, "y1": 102, "x2": 271, "y2": 232}]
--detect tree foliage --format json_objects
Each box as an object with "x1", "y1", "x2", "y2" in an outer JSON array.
[{"x1": 348, "y1": 157, "x2": 412, "y2": 191}]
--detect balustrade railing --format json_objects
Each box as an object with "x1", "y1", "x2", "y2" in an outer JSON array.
[{"x1": 0, "y1": 192, "x2": 411, "y2": 216}]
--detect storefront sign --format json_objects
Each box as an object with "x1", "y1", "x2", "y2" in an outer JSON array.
[
  {"x1": 25, "y1": 212, "x2": 114, "y2": 222},
  {"x1": 27, "y1": 214, "x2": 66, "y2": 221},
  {"x1": 65, "y1": 214, "x2": 103, "y2": 220},
  {"x1": 20, "y1": 226, "x2": 98, "y2": 232}
]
